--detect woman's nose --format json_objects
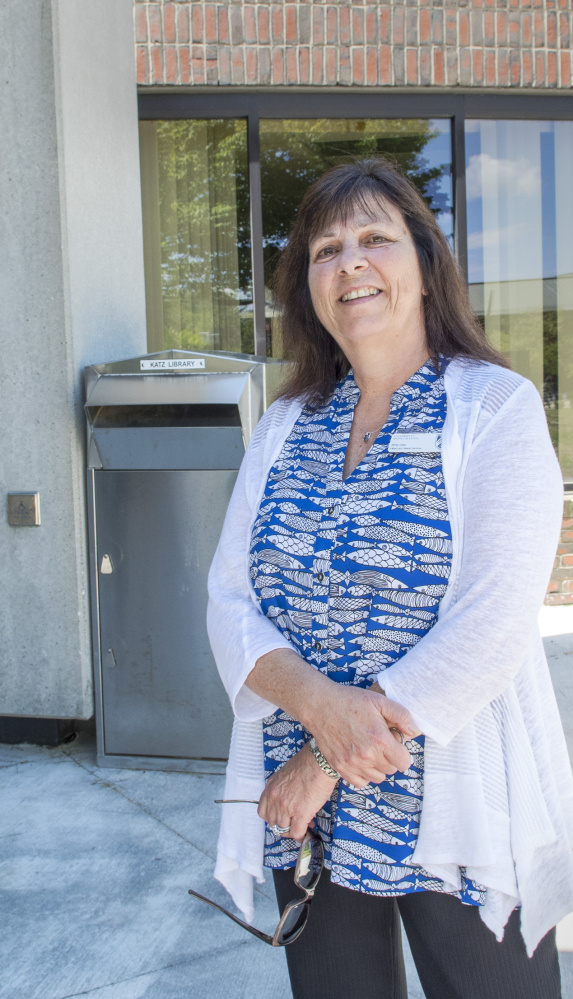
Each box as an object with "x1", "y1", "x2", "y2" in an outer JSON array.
[{"x1": 338, "y1": 243, "x2": 368, "y2": 273}]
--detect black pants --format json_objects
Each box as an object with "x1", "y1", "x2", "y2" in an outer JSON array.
[{"x1": 273, "y1": 869, "x2": 561, "y2": 999}]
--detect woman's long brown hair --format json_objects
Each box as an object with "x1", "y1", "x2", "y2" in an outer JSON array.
[{"x1": 272, "y1": 158, "x2": 508, "y2": 405}]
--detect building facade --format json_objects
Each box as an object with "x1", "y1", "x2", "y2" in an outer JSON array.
[{"x1": 0, "y1": 0, "x2": 572, "y2": 730}]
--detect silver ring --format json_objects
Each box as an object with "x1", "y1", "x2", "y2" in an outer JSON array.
[
  {"x1": 389, "y1": 726, "x2": 405, "y2": 744},
  {"x1": 270, "y1": 823, "x2": 291, "y2": 835}
]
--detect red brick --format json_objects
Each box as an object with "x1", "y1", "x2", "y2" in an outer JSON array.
[
  {"x1": 380, "y1": 44, "x2": 391, "y2": 84},
  {"x1": 339, "y1": 45, "x2": 351, "y2": 85},
  {"x1": 485, "y1": 49, "x2": 495, "y2": 84},
  {"x1": 205, "y1": 5, "x2": 216, "y2": 43},
  {"x1": 547, "y1": 580, "x2": 561, "y2": 592},
  {"x1": 562, "y1": 531, "x2": 573, "y2": 542},
  {"x1": 258, "y1": 6, "x2": 269, "y2": 44},
  {"x1": 285, "y1": 45, "x2": 296, "y2": 82},
  {"x1": 151, "y1": 44, "x2": 163, "y2": 82},
  {"x1": 218, "y1": 6, "x2": 230, "y2": 43},
  {"x1": 509, "y1": 12, "x2": 520, "y2": 47},
  {"x1": 366, "y1": 10, "x2": 377, "y2": 45},
  {"x1": 484, "y1": 10, "x2": 494, "y2": 45},
  {"x1": 192, "y1": 5, "x2": 203, "y2": 44},
  {"x1": 353, "y1": 8, "x2": 364, "y2": 45},
  {"x1": 522, "y1": 49, "x2": 533, "y2": 85},
  {"x1": 420, "y1": 45, "x2": 430, "y2": 84},
  {"x1": 406, "y1": 48, "x2": 418, "y2": 85},
  {"x1": 352, "y1": 47, "x2": 364, "y2": 85},
  {"x1": 380, "y1": 6, "x2": 391, "y2": 44},
  {"x1": 433, "y1": 46, "x2": 444, "y2": 84},
  {"x1": 313, "y1": 8, "x2": 324, "y2": 45},
  {"x1": 562, "y1": 519, "x2": 573, "y2": 529},
  {"x1": 547, "y1": 11, "x2": 557, "y2": 45},
  {"x1": 135, "y1": 7, "x2": 147, "y2": 43},
  {"x1": 394, "y1": 7, "x2": 404, "y2": 47},
  {"x1": 366, "y1": 46, "x2": 377, "y2": 84},
  {"x1": 164, "y1": 4, "x2": 176, "y2": 43},
  {"x1": 272, "y1": 46, "x2": 284, "y2": 83},
  {"x1": 231, "y1": 49, "x2": 244, "y2": 84},
  {"x1": 432, "y1": 9, "x2": 443, "y2": 45},
  {"x1": 286, "y1": 5, "x2": 297, "y2": 43},
  {"x1": 445, "y1": 10, "x2": 457, "y2": 46},
  {"x1": 136, "y1": 46, "x2": 147, "y2": 85},
  {"x1": 313, "y1": 47, "x2": 323, "y2": 85},
  {"x1": 406, "y1": 8, "x2": 418, "y2": 46},
  {"x1": 522, "y1": 12, "x2": 532, "y2": 46},
  {"x1": 420, "y1": 9, "x2": 430, "y2": 44},
  {"x1": 473, "y1": 49, "x2": 484, "y2": 84},
  {"x1": 496, "y1": 11, "x2": 507, "y2": 46},
  {"x1": 534, "y1": 11, "x2": 545, "y2": 47},
  {"x1": 340, "y1": 5, "x2": 351, "y2": 45},
  {"x1": 497, "y1": 48, "x2": 509, "y2": 86},
  {"x1": 272, "y1": 6, "x2": 284, "y2": 44},
  {"x1": 326, "y1": 46, "x2": 337, "y2": 85},
  {"x1": 165, "y1": 45, "x2": 177, "y2": 82},
  {"x1": 192, "y1": 46, "x2": 205, "y2": 84},
  {"x1": 446, "y1": 47, "x2": 458, "y2": 86},
  {"x1": 218, "y1": 47, "x2": 231, "y2": 85},
  {"x1": 299, "y1": 46, "x2": 310, "y2": 84},
  {"x1": 545, "y1": 593, "x2": 573, "y2": 605},
  {"x1": 460, "y1": 47, "x2": 471, "y2": 85},
  {"x1": 149, "y1": 4, "x2": 162, "y2": 43},
  {"x1": 259, "y1": 48, "x2": 271, "y2": 84},
  {"x1": 536, "y1": 50, "x2": 545, "y2": 85},
  {"x1": 177, "y1": 8, "x2": 189, "y2": 44},
  {"x1": 548, "y1": 50, "x2": 557, "y2": 86},
  {"x1": 560, "y1": 13, "x2": 570, "y2": 49},
  {"x1": 510, "y1": 48, "x2": 520, "y2": 84},
  {"x1": 327, "y1": 7, "x2": 337, "y2": 45},
  {"x1": 179, "y1": 46, "x2": 191, "y2": 84},
  {"x1": 557, "y1": 545, "x2": 569, "y2": 556},
  {"x1": 246, "y1": 47, "x2": 257, "y2": 83}
]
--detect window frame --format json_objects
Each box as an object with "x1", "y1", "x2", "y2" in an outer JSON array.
[{"x1": 138, "y1": 90, "x2": 573, "y2": 357}]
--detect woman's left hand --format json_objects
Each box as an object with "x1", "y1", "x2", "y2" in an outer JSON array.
[{"x1": 258, "y1": 742, "x2": 337, "y2": 841}]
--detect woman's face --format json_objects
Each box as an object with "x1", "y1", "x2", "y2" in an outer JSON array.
[{"x1": 307, "y1": 198, "x2": 427, "y2": 356}]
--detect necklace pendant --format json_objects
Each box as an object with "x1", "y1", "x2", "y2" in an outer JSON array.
[{"x1": 363, "y1": 432, "x2": 372, "y2": 442}]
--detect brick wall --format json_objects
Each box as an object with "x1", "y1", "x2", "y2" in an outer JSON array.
[
  {"x1": 134, "y1": 0, "x2": 572, "y2": 89},
  {"x1": 547, "y1": 496, "x2": 573, "y2": 605}
]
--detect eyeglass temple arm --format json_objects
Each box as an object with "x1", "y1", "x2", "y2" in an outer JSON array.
[{"x1": 187, "y1": 888, "x2": 274, "y2": 945}]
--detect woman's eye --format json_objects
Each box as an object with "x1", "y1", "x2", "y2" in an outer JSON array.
[
  {"x1": 367, "y1": 234, "x2": 388, "y2": 244},
  {"x1": 316, "y1": 245, "x2": 337, "y2": 259}
]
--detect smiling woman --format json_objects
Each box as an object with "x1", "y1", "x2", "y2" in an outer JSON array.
[{"x1": 206, "y1": 158, "x2": 572, "y2": 999}]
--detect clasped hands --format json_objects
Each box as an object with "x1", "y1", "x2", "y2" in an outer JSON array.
[{"x1": 258, "y1": 683, "x2": 421, "y2": 842}]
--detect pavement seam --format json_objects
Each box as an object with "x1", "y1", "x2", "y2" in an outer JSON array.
[
  {"x1": 55, "y1": 937, "x2": 253, "y2": 998},
  {"x1": 60, "y1": 747, "x2": 275, "y2": 903},
  {"x1": 61, "y1": 748, "x2": 218, "y2": 865}
]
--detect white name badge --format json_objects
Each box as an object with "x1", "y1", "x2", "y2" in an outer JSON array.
[{"x1": 388, "y1": 432, "x2": 441, "y2": 453}]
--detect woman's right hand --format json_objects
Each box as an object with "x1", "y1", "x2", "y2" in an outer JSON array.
[{"x1": 308, "y1": 684, "x2": 421, "y2": 787}]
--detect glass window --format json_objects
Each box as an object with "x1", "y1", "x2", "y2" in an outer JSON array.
[
  {"x1": 139, "y1": 119, "x2": 253, "y2": 355},
  {"x1": 466, "y1": 120, "x2": 573, "y2": 481},
  {"x1": 260, "y1": 118, "x2": 453, "y2": 357}
]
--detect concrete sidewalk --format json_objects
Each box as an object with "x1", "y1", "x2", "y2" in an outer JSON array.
[{"x1": 1, "y1": 607, "x2": 573, "y2": 998}]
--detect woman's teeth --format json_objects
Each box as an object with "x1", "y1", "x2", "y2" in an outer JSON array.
[{"x1": 340, "y1": 288, "x2": 381, "y2": 302}]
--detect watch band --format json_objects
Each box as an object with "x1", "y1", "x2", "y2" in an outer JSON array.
[{"x1": 309, "y1": 737, "x2": 342, "y2": 781}]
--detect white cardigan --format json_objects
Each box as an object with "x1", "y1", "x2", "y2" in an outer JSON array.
[{"x1": 207, "y1": 357, "x2": 573, "y2": 956}]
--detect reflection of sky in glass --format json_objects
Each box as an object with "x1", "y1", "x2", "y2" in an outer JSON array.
[{"x1": 465, "y1": 120, "x2": 573, "y2": 285}]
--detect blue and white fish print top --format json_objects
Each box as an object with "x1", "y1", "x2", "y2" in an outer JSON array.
[{"x1": 249, "y1": 358, "x2": 485, "y2": 905}]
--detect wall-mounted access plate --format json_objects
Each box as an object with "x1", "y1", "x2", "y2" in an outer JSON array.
[{"x1": 7, "y1": 493, "x2": 41, "y2": 527}]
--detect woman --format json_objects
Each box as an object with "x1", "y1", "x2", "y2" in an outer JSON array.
[{"x1": 207, "y1": 159, "x2": 573, "y2": 998}]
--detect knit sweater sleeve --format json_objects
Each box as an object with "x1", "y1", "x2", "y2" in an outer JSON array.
[
  {"x1": 381, "y1": 377, "x2": 563, "y2": 746},
  {"x1": 206, "y1": 399, "x2": 299, "y2": 722}
]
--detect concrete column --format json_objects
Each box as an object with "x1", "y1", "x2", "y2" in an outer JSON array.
[{"x1": 0, "y1": 0, "x2": 147, "y2": 718}]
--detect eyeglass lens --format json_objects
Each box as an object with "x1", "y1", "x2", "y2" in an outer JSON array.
[
  {"x1": 295, "y1": 830, "x2": 324, "y2": 892},
  {"x1": 276, "y1": 900, "x2": 310, "y2": 946}
]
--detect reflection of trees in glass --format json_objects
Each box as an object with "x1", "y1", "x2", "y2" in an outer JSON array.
[
  {"x1": 156, "y1": 120, "x2": 252, "y2": 353},
  {"x1": 260, "y1": 119, "x2": 451, "y2": 286}
]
